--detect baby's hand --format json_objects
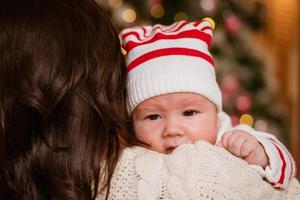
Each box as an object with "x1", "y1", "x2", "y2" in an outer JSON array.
[{"x1": 216, "y1": 130, "x2": 269, "y2": 168}]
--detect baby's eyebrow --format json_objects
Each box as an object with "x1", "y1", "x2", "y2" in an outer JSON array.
[
  {"x1": 134, "y1": 106, "x2": 160, "y2": 114},
  {"x1": 136, "y1": 102, "x2": 166, "y2": 110},
  {"x1": 180, "y1": 99, "x2": 206, "y2": 106}
]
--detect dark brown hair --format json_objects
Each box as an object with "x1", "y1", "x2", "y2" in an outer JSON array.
[{"x1": 0, "y1": 0, "x2": 135, "y2": 199}]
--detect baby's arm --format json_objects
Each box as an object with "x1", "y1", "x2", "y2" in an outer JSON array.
[
  {"x1": 218, "y1": 124, "x2": 296, "y2": 189},
  {"x1": 216, "y1": 128, "x2": 269, "y2": 167},
  {"x1": 216, "y1": 112, "x2": 296, "y2": 189}
]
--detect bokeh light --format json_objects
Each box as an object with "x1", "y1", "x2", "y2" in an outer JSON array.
[
  {"x1": 150, "y1": 4, "x2": 165, "y2": 18},
  {"x1": 254, "y1": 119, "x2": 268, "y2": 132},
  {"x1": 108, "y1": 0, "x2": 123, "y2": 8},
  {"x1": 236, "y1": 95, "x2": 251, "y2": 112},
  {"x1": 231, "y1": 115, "x2": 240, "y2": 126},
  {"x1": 239, "y1": 114, "x2": 254, "y2": 127},
  {"x1": 122, "y1": 8, "x2": 136, "y2": 23},
  {"x1": 174, "y1": 12, "x2": 188, "y2": 21},
  {"x1": 200, "y1": 0, "x2": 216, "y2": 12}
]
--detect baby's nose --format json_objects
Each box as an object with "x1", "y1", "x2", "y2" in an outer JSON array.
[{"x1": 163, "y1": 118, "x2": 184, "y2": 138}]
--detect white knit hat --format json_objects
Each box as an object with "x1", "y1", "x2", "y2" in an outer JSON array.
[{"x1": 120, "y1": 18, "x2": 222, "y2": 113}]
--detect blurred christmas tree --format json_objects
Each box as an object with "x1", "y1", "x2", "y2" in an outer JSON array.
[{"x1": 97, "y1": 0, "x2": 290, "y2": 145}]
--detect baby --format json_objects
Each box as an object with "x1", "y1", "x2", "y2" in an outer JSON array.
[{"x1": 120, "y1": 18, "x2": 296, "y2": 188}]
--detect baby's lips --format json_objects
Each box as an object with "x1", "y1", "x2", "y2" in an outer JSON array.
[{"x1": 165, "y1": 146, "x2": 178, "y2": 154}]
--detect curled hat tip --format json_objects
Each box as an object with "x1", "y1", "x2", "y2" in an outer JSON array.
[
  {"x1": 121, "y1": 47, "x2": 127, "y2": 55},
  {"x1": 202, "y1": 17, "x2": 216, "y2": 30}
]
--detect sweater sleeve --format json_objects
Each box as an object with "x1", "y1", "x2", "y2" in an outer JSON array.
[{"x1": 230, "y1": 124, "x2": 297, "y2": 189}]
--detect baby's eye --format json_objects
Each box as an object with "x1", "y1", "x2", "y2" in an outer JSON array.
[
  {"x1": 145, "y1": 114, "x2": 161, "y2": 120},
  {"x1": 183, "y1": 110, "x2": 198, "y2": 116}
]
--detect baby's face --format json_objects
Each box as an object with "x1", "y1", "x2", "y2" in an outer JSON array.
[{"x1": 132, "y1": 92, "x2": 219, "y2": 154}]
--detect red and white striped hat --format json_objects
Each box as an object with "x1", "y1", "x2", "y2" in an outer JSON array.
[{"x1": 120, "y1": 18, "x2": 222, "y2": 113}]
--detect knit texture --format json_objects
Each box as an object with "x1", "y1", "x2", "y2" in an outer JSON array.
[{"x1": 97, "y1": 141, "x2": 300, "y2": 200}]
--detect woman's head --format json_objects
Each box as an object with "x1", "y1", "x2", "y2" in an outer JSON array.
[{"x1": 0, "y1": 0, "x2": 133, "y2": 199}]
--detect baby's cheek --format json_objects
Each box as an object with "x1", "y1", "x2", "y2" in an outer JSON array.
[
  {"x1": 134, "y1": 129, "x2": 159, "y2": 146},
  {"x1": 134, "y1": 123, "x2": 148, "y2": 139},
  {"x1": 135, "y1": 131, "x2": 150, "y2": 143}
]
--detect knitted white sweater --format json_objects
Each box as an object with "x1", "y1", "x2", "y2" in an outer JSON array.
[{"x1": 97, "y1": 141, "x2": 300, "y2": 200}]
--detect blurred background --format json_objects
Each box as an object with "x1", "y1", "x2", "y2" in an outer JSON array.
[{"x1": 97, "y1": 0, "x2": 299, "y2": 178}]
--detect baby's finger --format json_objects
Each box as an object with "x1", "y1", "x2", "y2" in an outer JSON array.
[
  {"x1": 228, "y1": 135, "x2": 247, "y2": 157},
  {"x1": 240, "y1": 140, "x2": 257, "y2": 160},
  {"x1": 226, "y1": 130, "x2": 242, "y2": 150},
  {"x1": 216, "y1": 141, "x2": 224, "y2": 148},
  {"x1": 220, "y1": 131, "x2": 233, "y2": 149},
  {"x1": 243, "y1": 142, "x2": 269, "y2": 167}
]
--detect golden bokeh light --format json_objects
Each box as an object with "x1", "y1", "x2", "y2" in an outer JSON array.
[
  {"x1": 174, "y1": 12, "x2": 188, "y2": 21},
  {"x1": 150, "y1": 4, "x2": 165, "y2": 18},
  {"x1": 239, "y1": 114, "x2": 254, "y2": 127},
  {"x1": 108, "y1": 0, "x2": 123, "y2": 8},
  {"x1": 122, "y1": 8, "x2": 136, "y2": 23}
]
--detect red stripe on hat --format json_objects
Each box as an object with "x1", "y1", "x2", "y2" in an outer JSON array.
[
  {"x1": 122, "y1": 21, "x2": 190, "y2": 42},
  {"x1": 201, "y1": 26, "x2": 212, "y2": 32},
  {"x1": 152, "y1": 23, "x2": 172, "y2": 33},
  {"x1": 121, "y1": 30, "x2": 143, "y2": 41},
  {"x1": 193, "y1": 21, "x2": 201, "y2": 27},
  {"x1": 168, "y1": 21, "x2": 189, "y2": 33},
  {"x1": 150, "y1": 21, "x2": 188, "y2": 34},
  {"x1": 125, "y1": 30, "x2": 212, "y2": 52},
  {"x1": 142, "y1": 27, "x2": 147, "y2": 37},
  {"x1": 127, "y1": 47, "x2": 214, "y2": 72}
]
